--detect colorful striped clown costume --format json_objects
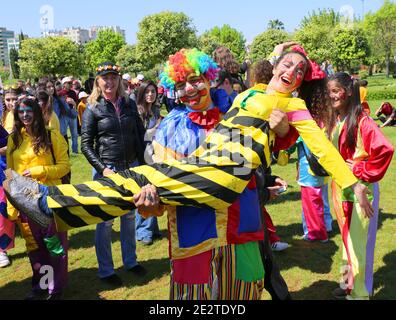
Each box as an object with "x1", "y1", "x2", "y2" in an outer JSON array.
[
  {"x1": 331, "y1": 114, "x2": 393, "y2": 299},
  {"x1": 44, "y1": 84, "x2": 358, "y2": 230},
  {"x1": 21, "y1": 49, "x2": 363, "y2": 295},
  {"x1": 151, "y1": 83, "x2": 265, "y2": 300}
]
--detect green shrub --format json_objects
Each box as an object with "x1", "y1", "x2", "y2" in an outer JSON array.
[
  {"x1": 367, "y1": 86, "x2": 396, "y2": 100},
  {"x1": 358, "y1": 70, "x2": 369, "y2": 79}
]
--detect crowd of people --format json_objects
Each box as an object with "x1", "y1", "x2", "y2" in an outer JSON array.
[{"x1": 0, "y1": 41, "x2": 394, "y2": 301}]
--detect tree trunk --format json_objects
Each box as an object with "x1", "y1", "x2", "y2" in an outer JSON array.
[
  {"x1": 369, "y1": 65, "x2": 373, "y2": 76},
  {"x1": 386, "y1": 52, "x2": 390, "y2": 78}
]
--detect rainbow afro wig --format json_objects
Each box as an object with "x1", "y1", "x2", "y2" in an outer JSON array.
[{"x1": 159, "y1": 48, "x2": 219, "y2": 90}]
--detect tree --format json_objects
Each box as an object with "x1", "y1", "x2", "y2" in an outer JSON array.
[
  {"x1": 249, "y1": 29, "x2": 290, "y2": 61},
  {"x1": 199, "y1": 24, "x2": 246, "y2": 61},
  {"x1": 8, "y1": 32, "x2": 26, "y2": 79},
  {"x1": 19, "y1": 32, "x2": 25, "y2": 49},
  {"x1": 331, "y1": 27, "x2": 370, "y2": 73},
  {"x1": 300, "y1": 8, "x2": 341, "y2": 28},
  {"x1": 294, "y1": 8, "x2": 341, "y2": 63},
  {"x1": 268, "y1": 19, "x2": 285, "y2": 30},
  {"x1": 363, "y1": 0, "x2": 396, "y2": 77},
  {"x1": 85, "y1": 29, "x2": 126, "y2": 71},
  {"x1": 9, "y1": 48, "x2": 20, "y2": 79},
  {"x1": 18, "y1": 37, "x2": 85, "y2": 78},
  {"x1": 116, "y1": 44, "x2": 146, "y2": 76},
  {"x1": 136, "y1": 11, "x2": 198, "y2": 69}
]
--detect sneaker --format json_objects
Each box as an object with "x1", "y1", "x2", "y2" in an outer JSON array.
[
  {"x1": 332, "y1": 287, "x2": 347, "y2": 300},
  {"x1": 0, "y1": 252, "x2": 11, "y2": 268},
  {"x1": 128, "y1": 265, "x2": 147, "y2": 277},
  {"x1": 3, "y1": 169, "x2": 52, "y2": 228},
  {"x1": 271, "y1": 241, "x2": 289, "y2": 252},
  {"x1": 141, "y1": 237, "x2": 153, "y2": 246},
  {"x1": 100, "y1": 274, "x2": 123, "y2": 287}
]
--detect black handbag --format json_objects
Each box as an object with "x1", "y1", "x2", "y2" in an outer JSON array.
[{"x1": 301, "y1": 143, "x2": 329, "y2": 177}]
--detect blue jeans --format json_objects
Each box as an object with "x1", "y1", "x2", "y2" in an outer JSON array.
[
  {"x1": 93, "y1": 161, "x2": 139, "y2": 278},
  {"x1": 302, "y1": 184, "x2": 332, "y2": 237},
  {"x1": 135, "y1": 213, "x2": 161, "y2": 241},
  {"x1": 66, "y1": 117, "x2": 78, "y2": 153}
]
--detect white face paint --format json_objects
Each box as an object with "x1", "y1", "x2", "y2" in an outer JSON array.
[
  {"x1": 270, "y1": 53, "x2": 308, "y2": 94},
  {"x1": 175, "y1": 74, "x2": 211, "y2": 110},
  {"x1": 177, "y1": 89, "x2": 186, "y2": 98}
]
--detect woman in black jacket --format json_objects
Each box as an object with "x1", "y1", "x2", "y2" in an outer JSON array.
[{"x1": 81, "y1": 62, "x2": 147, "y2": 286}]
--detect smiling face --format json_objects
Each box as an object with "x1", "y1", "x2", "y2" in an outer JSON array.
[
  {"x1": 270, "y1": 53, "x2": 308, "y2": 94},
  {"x1": 97, "y1": 73, "x2": 120, "y2": 100},
  {"x1": 46, "y1": 82, "x2": 55, "y2": 96},
  {"x1": 17, "y1": 103, "x2": 34, "y2": 128},
  {"x1": 175, "y1": 73, "x2": 211, "y2": 111},
  {"x1": 145, "y1": 85, "x2": 157, "y2": 105},
  {"x1": 4, "y1": 92, "x2": 18, "y2": 111},
  {"x1": 327, "y1": 80, "x2": 351, "y2": 113}
]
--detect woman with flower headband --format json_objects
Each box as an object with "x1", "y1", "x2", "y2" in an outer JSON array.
[
  {"x1": 148, "y1": 49, "x2": 280, "y2": 300},
  {"x1": 79, "y1": 61, "x2": 148, "y2": 287},
  {"x1": 4, "y1": 48, "x2": 373, "y2": 267}
]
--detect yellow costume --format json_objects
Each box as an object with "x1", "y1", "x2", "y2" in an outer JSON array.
[{"x1": 45, "y1": 85, "x2": 357, "y2": 232}]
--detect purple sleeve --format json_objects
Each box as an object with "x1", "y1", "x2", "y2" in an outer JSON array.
[{"x1": 0, "y1": 125, "x2": 9, "y2": 148}]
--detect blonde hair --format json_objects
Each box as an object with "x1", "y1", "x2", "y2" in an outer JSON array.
[{"x1": 88, "y1": 75, "x2": 128, "y2": 106}]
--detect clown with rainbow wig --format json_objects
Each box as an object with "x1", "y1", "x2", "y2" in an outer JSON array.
[
  {"x1": 4, "y1": 46, "x2": 374, "y2": 301},
  {"x1": 152, "y1": 48, "x2": 267, "y2": 300}
]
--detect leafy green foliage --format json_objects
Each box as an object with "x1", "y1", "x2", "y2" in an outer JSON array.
[
  {"x1": 136, "y1": 11, "x2": 198, "y2": 69},
  {"x1": 363, "y1": 0, "x2": 396, "y2": 77},
  {"x1": 294, "y1": 9, "x2": 341, "y2": 62},
  {"x1": 116, "y1": 45, "x2": 146, "y2": 76},
  {"x1": 358, "y1": 69, "x2": 369, "y2": 79},
  {"x1": 0, "y1": 61, "x2": 10, "y2": 81},
  {"x1": 199, "y1": 24, "x2": 246, "y2": 61},
  {"x1": 367, "y1": 86, "x2": 396, "y2": 100},
  {"x1": 331, "y1": 27, "x2": 370, "y2": 73},
  {"x1": 268, "y1": 19, "x2": 285, "y2": 30},
  {"x1": 300, "y1": 8, "x2": 341, "y2": 28},
  {"x1": 85, "y1": 29, "x2": 126, "y2": 71},
  {"x1": 9, "y1": 48, "x2": 20, "y2": 79},
  {"x1": 18, "y1": 37, "x2": 85, "y2": 78},
  {"x1": 249, "y1": 29, "x2": 290, "y2": 61}
]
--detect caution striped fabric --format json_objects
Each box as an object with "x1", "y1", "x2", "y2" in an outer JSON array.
[
  {"x1": 48, "y1": 103, "x2": 271, "y2": 231},
  {"x1": 47, "y1": 87, "x2": 357, "y2": 231}
]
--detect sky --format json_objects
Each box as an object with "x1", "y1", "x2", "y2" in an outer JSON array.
[{"x1": 0, "y1": 0, "x2": 387, "y2": 44}]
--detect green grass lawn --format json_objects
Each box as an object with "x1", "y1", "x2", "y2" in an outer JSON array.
[{"x1": 0, "y1": 86, "x2": 395, "y2": 300}]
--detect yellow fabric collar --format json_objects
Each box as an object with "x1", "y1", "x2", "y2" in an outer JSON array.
[{"x1": 251, "y1": 83, "x2": 292, "y2": 98}]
